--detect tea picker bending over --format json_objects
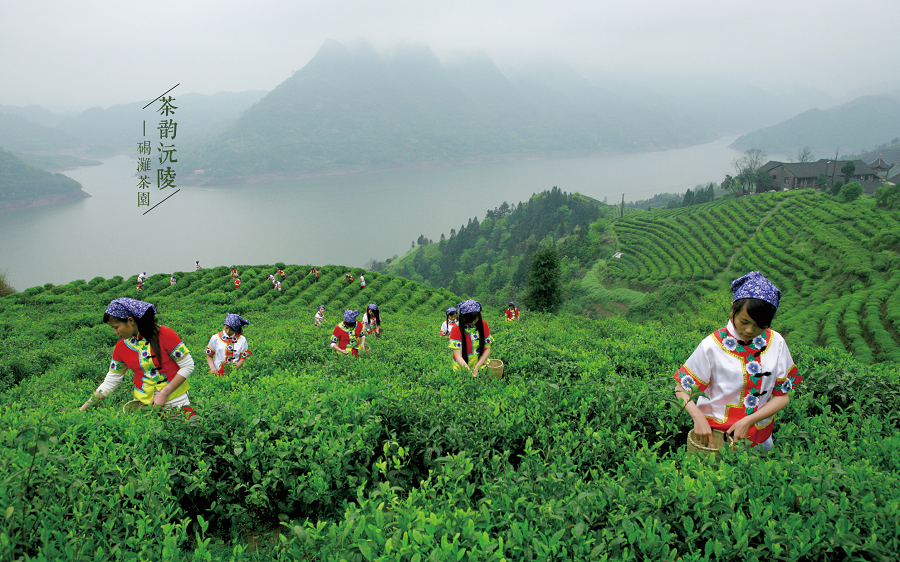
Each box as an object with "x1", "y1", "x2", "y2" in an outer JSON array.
[
  {"x1": 674, "y1": 271, "x2": 802, "y2": 452},
  {"x1": 80, "y1": 298, "x2": 195, "y2": 415},
  {"x1": 449, "y1": 299, "x2": 493, "y2": 376},
  {"x1": 331, "y1": 309, "x2": 365, "y2": 357},
  {"x1": 206, "y1": 313, "x2": 252, "y2": 375},
  {"x1": 314, "y1": 304, "x2": 325, "y2": 327}
]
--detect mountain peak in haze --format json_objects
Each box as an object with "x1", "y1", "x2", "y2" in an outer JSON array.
[{"x1": 190, "y1": 40, "x2": 719, "y2": 180}]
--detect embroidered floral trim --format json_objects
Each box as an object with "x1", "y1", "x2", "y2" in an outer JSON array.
[
  {"x1": 775, "y1": 378, "x2": 794, "y2": 393},
  {"x1": 746, "y1": 360, "x2": 761, "y2": 375},
  {"x1": 743, "y1": 394, "x2": 759, "y2": 412},
  {"x1": 723, "y1": 336, "x2": 738, "y2": 351},
  {"x1": 680, "y1": 374, "x2": 696, "y2": 391}
]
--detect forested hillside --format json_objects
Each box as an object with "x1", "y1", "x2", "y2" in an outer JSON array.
[
  {"x1": 382, "y1": 188, "x2": 900, "y2": 363},
  {"x1": 375, "y1": 186, "x2": 634, "y2": 305},
  {"x1": 2, "y1": 262, "x2": 899, "y2": 560},
  {"x1": 0, "y1": 146, "x2": 88, "y2": 209}
]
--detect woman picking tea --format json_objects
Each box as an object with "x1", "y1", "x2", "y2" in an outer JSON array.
[{"x1": 674, "y1": 271, "x2": 801, "y2": 452}]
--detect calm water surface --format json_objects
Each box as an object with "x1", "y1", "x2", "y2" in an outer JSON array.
[{"x1": 0, "y1": 137, "x2": 739, "y2": 289}]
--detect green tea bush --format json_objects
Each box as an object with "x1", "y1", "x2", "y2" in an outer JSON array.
[{"x1": 0, "y1": 271, "x2": 898, "y2": 560}]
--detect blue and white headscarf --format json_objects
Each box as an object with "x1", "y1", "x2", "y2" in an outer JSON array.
[
  {"x1": 367, "y1": 303, "x2": 379, "y2": 311},
  {"x1": 344, "y1": 309, "x2": 360, "y2": 323},
  {"x1": 224, "y1": 313, "x2": 251, "y2": 331},
  {"x1": 445, "y1": 307, "x2": 457, "y2": 315},
  {"x1": 105, "y1": 298, "x2": 157, "y2": 319},
  {"x1": 457, "y1": 299, "x2": 482, "y2": 314},
  {"x1": 317, "y1": 304, "x2": 325, "y2": 309},
  {"x1": 731, "y1": 271, "x2": 781, "y2": 309}
]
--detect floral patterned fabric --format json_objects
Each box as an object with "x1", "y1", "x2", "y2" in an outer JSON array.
[
  {"x1": 675, "y1": 319, "x2": 801, "y2": 445},
  {"x1": 205, "y1": 331, "x2": 251, "y2": 375},
  {"x1": 448, "y1": 322, "x2": 493, "y2": 368},
  {"x1": 331, "y1": 322, "x2": 365, "y2": 356},
  {"x1": 108, "y1": 325, "x2": 191, "y2": 403}
]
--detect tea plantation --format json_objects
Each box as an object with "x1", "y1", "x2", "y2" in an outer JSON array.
[
  {"x1": 1, "y1": 263, "x2": 899, "y2": 561},
  {"x1": 593, "y1": 190, "x2": 900, "y2": 363}
]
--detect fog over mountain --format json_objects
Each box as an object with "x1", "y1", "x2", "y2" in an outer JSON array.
[
  {"x1": 731, "y1": 94, "x2": 900, "y2": 158},
  {"x1": 188, "y1": 40, "x2": 729, "y2": 179},
  {"x1": 2, "y1": 0, "x2": 898, "y2": 112}
]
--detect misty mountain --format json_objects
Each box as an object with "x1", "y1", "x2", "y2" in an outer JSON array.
[
  {"x1": 0, "y1": 113, "x2": 81, "y2": 153},
  {"x1": 0, "y1": 104, "x2": 74, "y2": 128},
  {"x1": 55, "y1": 90, "x2": 268, "y2": 155},
  {"x1": 729, "y1": 95, "x2": 900, "y2": 157},
  {"x1": 579, "y1": 73, "x2": 831, "y2": 137},
  {"x1": 0, "y1": 91, "x2": 267, "y2": 158},
  {"x1": 191, "y1": 41, "x2": 720, "y2": 180},
  {"x1": 0, "y1": 146, "x2": 87, "y2": 211}
]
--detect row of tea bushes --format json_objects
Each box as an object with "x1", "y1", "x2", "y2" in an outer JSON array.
[{"x1": 1, "y1": 272, "x2": 899, "y2": 559}]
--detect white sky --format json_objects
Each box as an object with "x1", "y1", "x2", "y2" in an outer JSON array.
[{"x1": 2, "y1": 0, "x2": 899, "y2": 112}]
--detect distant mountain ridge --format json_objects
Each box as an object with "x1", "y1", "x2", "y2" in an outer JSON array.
[
  {"x1": 190, "y1": 40, "x2": 720, "y2": 180},
  {"x1": 730, "y1": 95, "x2": 900, "y2": 157}
]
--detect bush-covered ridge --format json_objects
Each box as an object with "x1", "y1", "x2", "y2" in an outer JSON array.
[
  {"x1": 1, "y1": 268, "x2": 899, "y2": 560},
  {"x1": 596, "y1": 190, "x2": 900, "y2": 362},
  {"x1": 381, "y1": 188, "x2": 900, "y2": 363}
]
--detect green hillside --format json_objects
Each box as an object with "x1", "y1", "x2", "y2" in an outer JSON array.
[
  {"x1": 382, "y1": 188, "x2": 900, "y2": 364},
  {"x1": 2, "y1": 263, "x2": 899, "y2": 560},
  {"x1": 0, "y1": 146, "x2": 88, "y2": 207},
  {"x1": 377, "y1": 187, "x2": 637, "y2": 306}
]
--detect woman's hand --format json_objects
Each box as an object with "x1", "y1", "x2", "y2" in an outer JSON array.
[
  {"x1": 726, "y1": 417, "x2": 754, "y2": 442},
  {"x1": 151, "y1": 392, "x2": 169, "y2": 407},
  {"x1": 79, "y1": 392, "x2": 105, "y2": 411},
  {"x1": 692, "y1": 416, "x2": 713, "y2": 445}
]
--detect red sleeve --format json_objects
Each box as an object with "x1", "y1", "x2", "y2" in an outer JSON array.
[
  {"x1": 482, "y1": 321, "x2": 490, "y2": 338},
  {"x1": 448, "y1": 324, "x2": 463, "y2": 341}
]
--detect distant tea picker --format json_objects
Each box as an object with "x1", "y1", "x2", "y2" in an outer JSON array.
[
  {"x1": 79, "y1": 298, "x2": 195, "y2": 417},
  {"x1": 206, "y1": 313, "x2": 252, "y2": 376}
]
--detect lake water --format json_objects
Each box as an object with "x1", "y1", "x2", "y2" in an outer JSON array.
[{"x1": 0, "y1": 137, "x2": 740, "y2": 290}]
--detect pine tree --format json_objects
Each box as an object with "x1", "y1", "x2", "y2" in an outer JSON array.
[{"x1": 523, "y1": 246, "x2": 561, "y2": 313}]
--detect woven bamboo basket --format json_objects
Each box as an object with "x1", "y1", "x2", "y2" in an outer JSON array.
[
  {"x1": 122, "y1": 399, "x2": 147, "y2": 413},
  {"x1": 487, "y1": 359, "x2": 504, "y2": 379},
  {"x1": 687, "y1": 429, "x2": 734, "y2": 457}
]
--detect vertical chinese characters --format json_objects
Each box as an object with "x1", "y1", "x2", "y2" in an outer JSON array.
[
  {"x1": 137, "y1": 126, "x2": 151, "y2": 207},
  {"x1": 156, "y1": 96, "x2": 178, "y2": 192}
]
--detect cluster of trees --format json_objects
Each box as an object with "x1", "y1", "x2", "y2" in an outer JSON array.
[
  {"x1": 665, "y1": 183, "x2": 716, "y2": 208},
  {"x1": 374, "y1": 187, "x2": 613, "y2": 304},
  {"x1": 721, "y1": 148, "x2": 774, "y2": 194},
  {"x1": 875, "y1": 183, "x2": 900, "y2": 210}
]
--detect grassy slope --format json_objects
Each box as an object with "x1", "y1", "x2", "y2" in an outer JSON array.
[{"x1": 1, "y1": 265, "x2": 899, "y2": 560}]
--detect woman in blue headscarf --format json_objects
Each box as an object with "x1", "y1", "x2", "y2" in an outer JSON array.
[
  {"x1": 448, "y1": 299, "x2": 493, "y2": 376},
  {"x1": 205, "y1": 313, "x2": 252, "y2": 375},
  {"x1": 674, "y1": 271, "x2": 802, "y2": 452},
  {"x1": 331, "y1": 309, "x2": 365, "y2": 357},
  {"x1": 80, "y1": 298, "x2": 195, "y2": 415}
]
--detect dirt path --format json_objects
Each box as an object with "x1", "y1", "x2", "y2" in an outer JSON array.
[{"x1": 725, "y1": 199, "x2": 786, "y2": 273}]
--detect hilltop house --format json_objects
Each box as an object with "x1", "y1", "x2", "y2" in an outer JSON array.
[{"x1": 761, "y1": 159, "x2": 881, "y2": 189}]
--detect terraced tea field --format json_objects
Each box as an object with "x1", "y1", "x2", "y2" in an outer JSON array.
[{"x1": 600, "y1": 190, "x2": 900, "y2": 362}]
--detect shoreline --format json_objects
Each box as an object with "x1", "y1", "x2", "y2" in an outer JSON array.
[
  {"x1": 0, "y1": 190, "x2": 91, "y2": 213},
  {"x1": 177, "y1": 145, "x2": 693, "y2": 187}
]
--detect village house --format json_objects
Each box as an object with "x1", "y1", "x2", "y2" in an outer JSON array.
[{"x1": 761, "y1": 157, "x2": 894, "y2": 193}]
